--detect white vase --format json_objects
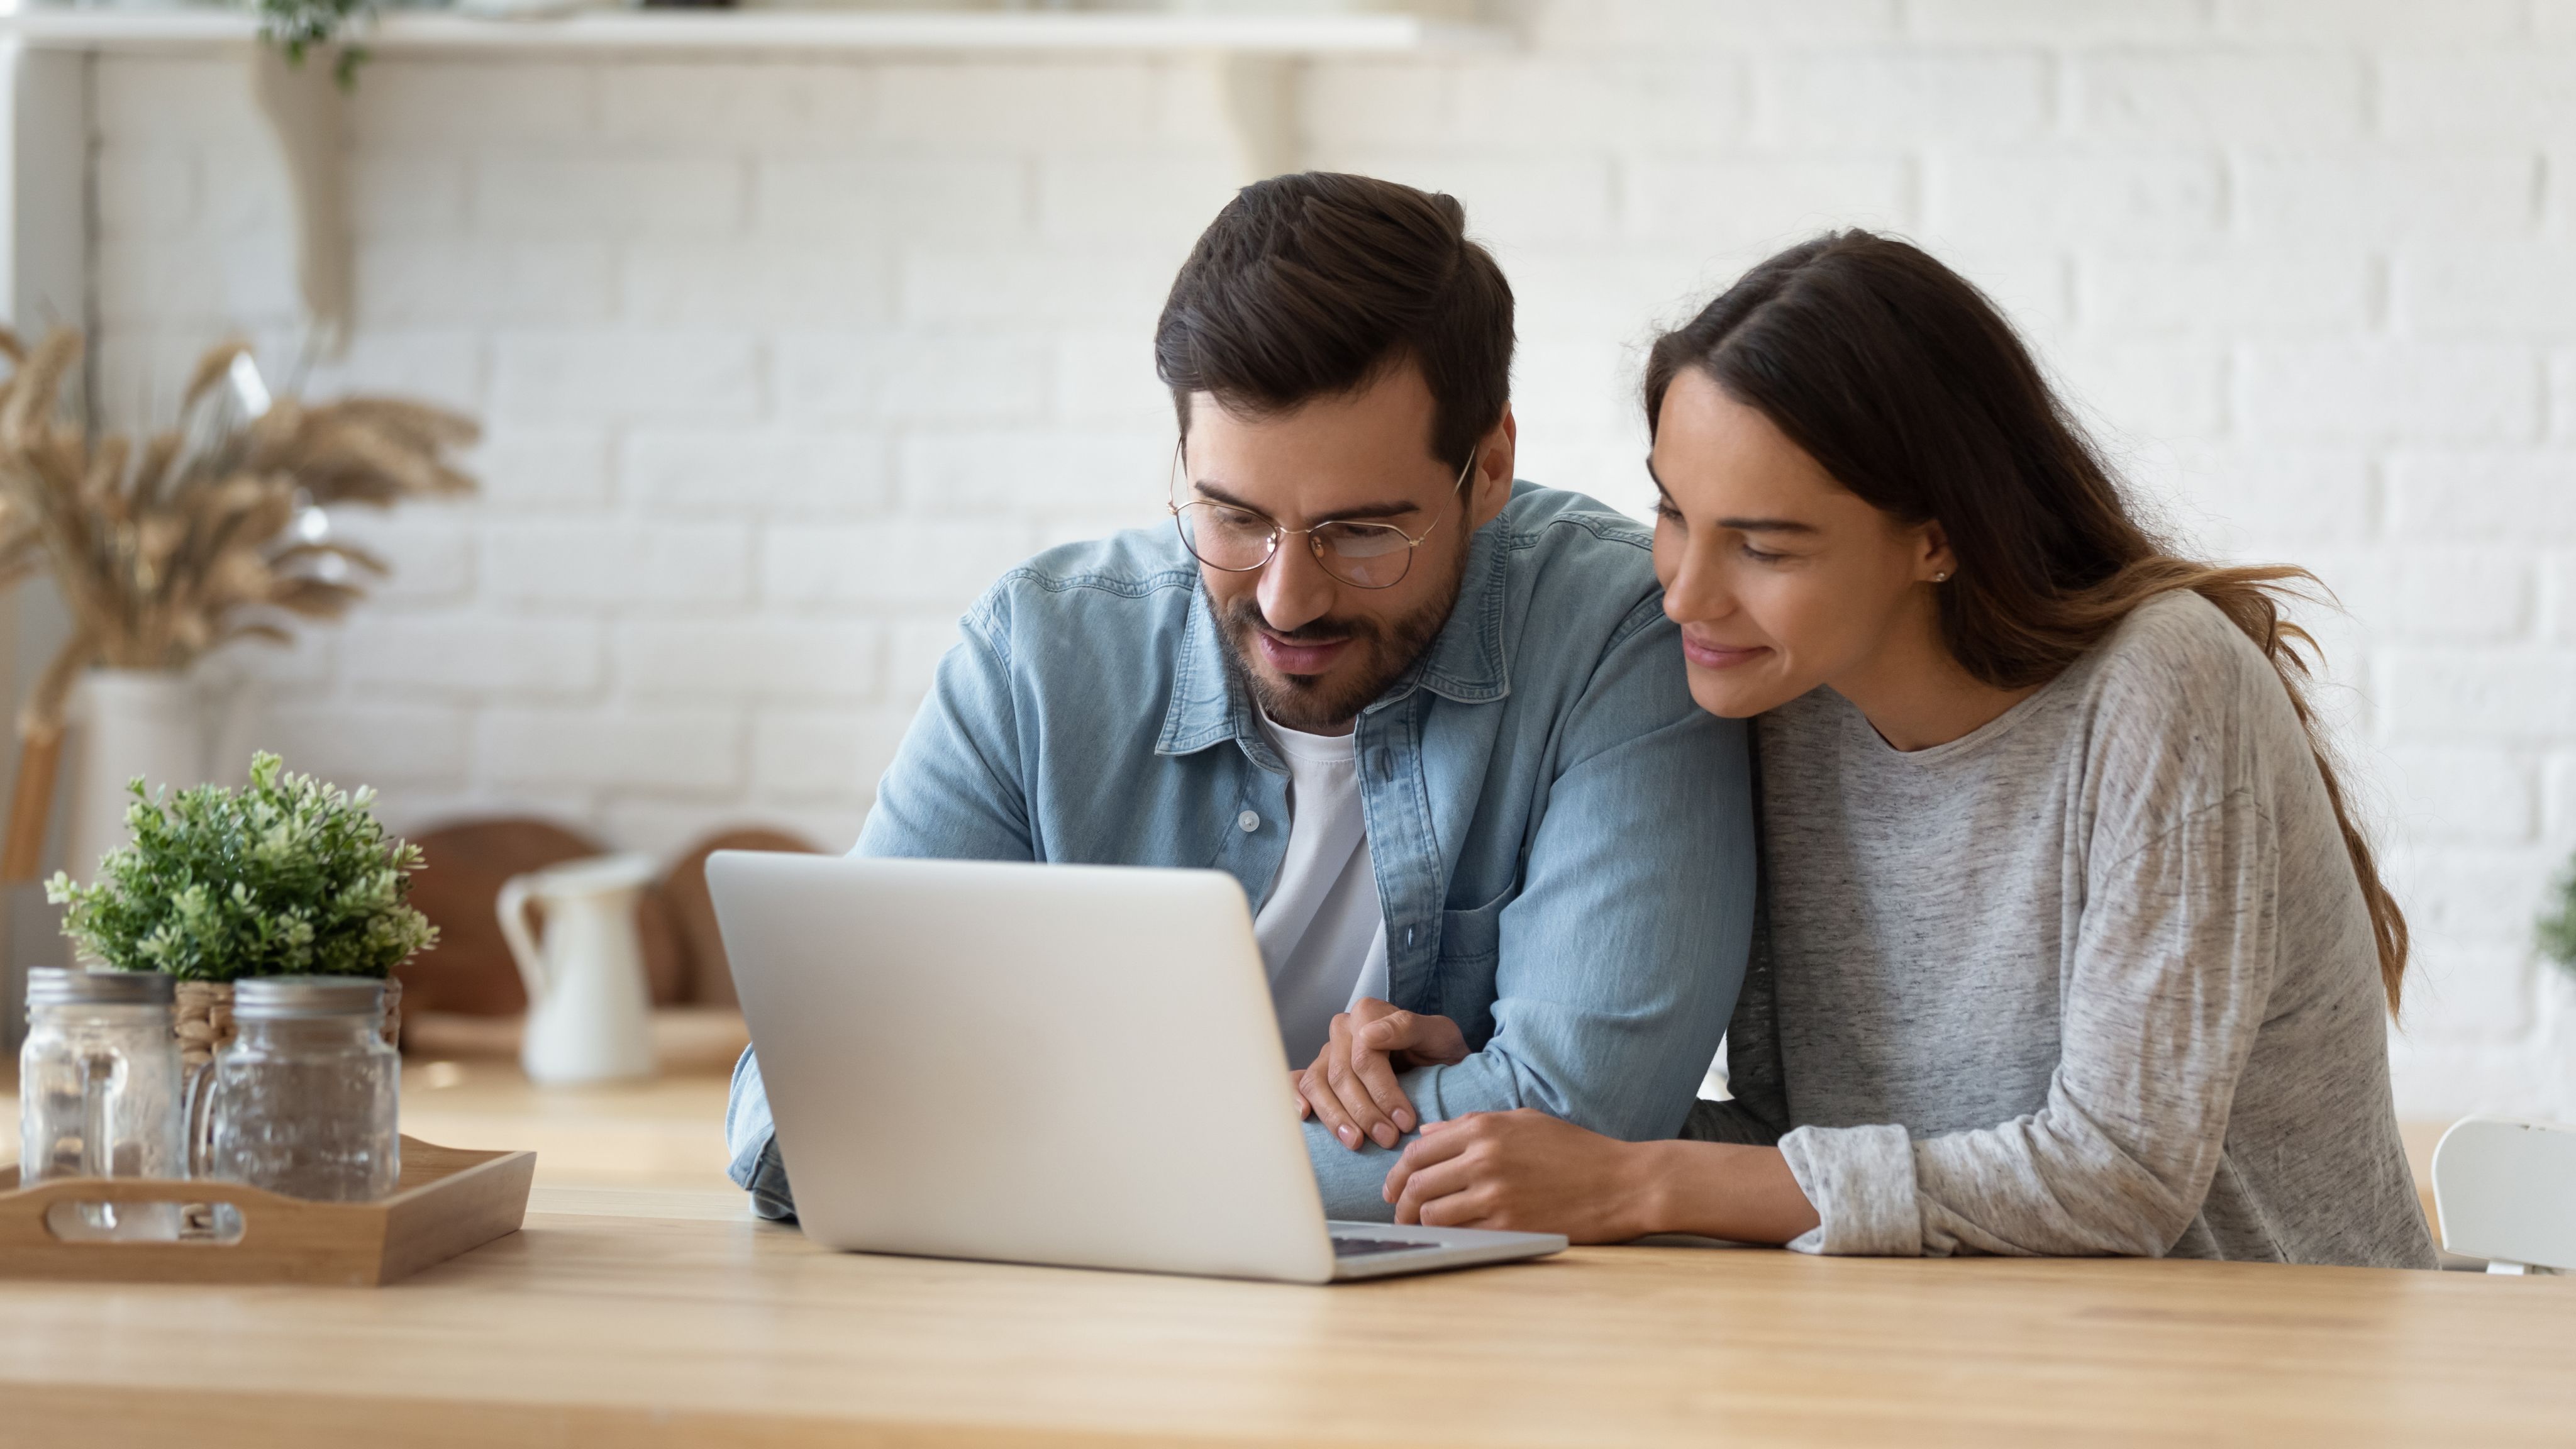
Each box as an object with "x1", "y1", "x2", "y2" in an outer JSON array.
[{"x1": 63, "y1": 670, "x2": 205, "y2": 884}]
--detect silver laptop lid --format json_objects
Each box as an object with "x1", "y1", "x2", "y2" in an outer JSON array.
[{"x1": 711, "y1": 853, "x2": 1339, "y2": 1283}]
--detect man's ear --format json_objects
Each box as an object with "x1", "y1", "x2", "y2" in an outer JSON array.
[{"x1": 1468, "y1": 405, "x2": 1517, "y2": 529}]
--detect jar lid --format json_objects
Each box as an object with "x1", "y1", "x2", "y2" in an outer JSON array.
[
  {"x1": 233, "y1": 976, "x2": 385, "y2": 1020},
  {"x1": 25, "y1": 968, "x2": 175, "y2": 1005}
]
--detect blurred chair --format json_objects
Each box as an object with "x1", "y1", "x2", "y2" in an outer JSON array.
[
  {"x1": 656, "y1": 827, "x2": 821, "y2": 1009},
  {"x1": 2431, "y1": 1118, "x2": 2576, "y2": 1275}
]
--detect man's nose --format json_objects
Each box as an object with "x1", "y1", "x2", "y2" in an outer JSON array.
[{"x1": 1256, "y1": 538, "x2": 1338, "y2": 633}]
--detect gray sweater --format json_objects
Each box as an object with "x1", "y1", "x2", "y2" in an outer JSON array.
[{"x1": 1687, "y1": 593, "x2": 2438, "y2": 1267}]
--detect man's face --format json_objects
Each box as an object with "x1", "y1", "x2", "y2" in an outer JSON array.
[{"x1": 1180, "y1": 361, "x2": 1516, "y2": 735}]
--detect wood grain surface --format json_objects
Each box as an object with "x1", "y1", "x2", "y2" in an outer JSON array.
[{"x1": 0, "y1": 1199, "x2": 2567, "y2": 1446}]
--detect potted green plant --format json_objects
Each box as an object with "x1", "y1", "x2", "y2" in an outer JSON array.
[{"x1": 47, "y1": 752, "x2": 438, "y2": 1070}]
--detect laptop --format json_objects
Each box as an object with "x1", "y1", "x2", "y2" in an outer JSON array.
[{"x1": 708, "y1": 852, "x2": 1568, "y2": 1284}]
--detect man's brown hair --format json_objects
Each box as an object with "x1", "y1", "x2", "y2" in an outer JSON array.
[{"x1": 1154, "y1": 172, "x2": 1513, "y2": 471}]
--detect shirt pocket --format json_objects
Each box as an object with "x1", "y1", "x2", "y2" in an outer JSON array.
[
  {"x1": 1433, "y1": 891, "x2": 1512, "y2": 1046},
  {"x1": 1438, "y1": 892, "x2": 1509, "y2": 964}
]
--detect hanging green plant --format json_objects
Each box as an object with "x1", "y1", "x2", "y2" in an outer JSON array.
[
  {"x1": 257, "y1": 0, "x2": 374, "y2": 89},
  {"x1": 2537, "y1": 853, "x2": 2576, "y2": 978}
]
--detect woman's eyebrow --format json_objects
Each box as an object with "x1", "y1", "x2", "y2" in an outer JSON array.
[
  {"x1": 1644, "y1": 461, "x2": 1684, "y2": 513},
  {"x1": 1643, "y1": 459, "x2": 1818, "y2": 534}
]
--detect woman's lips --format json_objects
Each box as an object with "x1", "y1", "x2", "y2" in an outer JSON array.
[
  {"x1": 1681, "y1": 636, "x2": 1770, "y2": 670},
  {"x1": 1259, "y1": 632, "x2": 1352, "y2": 676}
]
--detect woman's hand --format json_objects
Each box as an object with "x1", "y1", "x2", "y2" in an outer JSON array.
[
  {"x1": 1387, "y1": 1114, "x2": 1823, "y2": 1245},
  {"x1": 1292, "y1": 998, "x2": 1468, "y2": 1151},
  {"x1": 1381, "y1": 1109, "x2": 1662, "y2": 1242}
]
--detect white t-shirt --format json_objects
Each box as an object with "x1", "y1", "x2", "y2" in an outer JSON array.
[{"x1": 1252, "y1": 713, "x2": 1391, "y2": 1065}]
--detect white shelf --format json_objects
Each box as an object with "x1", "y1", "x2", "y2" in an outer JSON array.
[
  {"x1": 6, "y1": 6, "x2": 1509, "y2": 55},
  {"x1": 1, "y1": 4, "x2": 1487, "y2": 351}
]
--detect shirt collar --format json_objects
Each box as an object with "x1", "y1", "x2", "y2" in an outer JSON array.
[{"x1": 1156, "y1": 515, "x2": 1513, "y2": 759}]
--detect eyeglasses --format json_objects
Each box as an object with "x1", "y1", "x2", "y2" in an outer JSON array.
[{"x1": 1167, "y1": 443, "x2": 1477, "y2": 591}]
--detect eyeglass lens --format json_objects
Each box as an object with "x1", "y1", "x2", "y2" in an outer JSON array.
[{"x1": 1173, "y1": 503, "x2": 1418, "y2": 589}]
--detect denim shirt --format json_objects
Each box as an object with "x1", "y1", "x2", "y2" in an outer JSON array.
[{"x1": 727, "y1": 482, "x2": 1757, "y2": 1221}]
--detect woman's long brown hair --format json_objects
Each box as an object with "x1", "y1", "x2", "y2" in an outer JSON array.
[{"x1": 1645, "y1": 231, "x2": 2409, "y2": 1013}]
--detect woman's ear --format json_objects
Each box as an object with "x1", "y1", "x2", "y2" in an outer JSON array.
[
  {"x1": 1469, "y1": 406, "x2": 1518, "y2": 528},
  {"x1": 1917, "y1": 519, "x2": 1957, "y2": 584}
]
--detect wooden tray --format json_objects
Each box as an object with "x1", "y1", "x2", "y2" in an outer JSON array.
[{"x1": 0, "y1": 1136, "x2": 535, "y2": 1287}]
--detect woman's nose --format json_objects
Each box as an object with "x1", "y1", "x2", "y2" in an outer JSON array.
[{"x1": 1660, "y1": 542, "x2": 1729, "y2": 625}]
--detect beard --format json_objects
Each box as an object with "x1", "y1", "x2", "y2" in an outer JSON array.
[{"x1": 1209, "y1": 545, "x2": 1469, "y2": 734}]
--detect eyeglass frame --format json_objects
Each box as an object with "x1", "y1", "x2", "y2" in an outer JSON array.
[{"x1": 1165, "y1": 440, "x2": 1481, "y2": 591}]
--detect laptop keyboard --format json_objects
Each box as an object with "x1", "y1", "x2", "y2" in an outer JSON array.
[{"x1": 1331, "y1": 1235, "x2": 1444, "y2": 1257}]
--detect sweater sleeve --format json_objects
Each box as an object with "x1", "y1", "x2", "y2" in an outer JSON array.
[{"x1": 1779, "y1": 789, "x2": 2280, "y2": 1257}]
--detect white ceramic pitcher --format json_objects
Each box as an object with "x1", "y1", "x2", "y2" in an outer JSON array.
[{"x1": 496, "y1": 854, "x2": 658, "y2": 1085}]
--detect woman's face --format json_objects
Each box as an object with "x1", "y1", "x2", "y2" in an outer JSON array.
[{"x1": 1648, "y1": 367, "x2": 1952, "y2": 719}]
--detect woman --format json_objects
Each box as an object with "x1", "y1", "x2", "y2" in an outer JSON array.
[{"x1": 1372, "y1": 232, "x2": 2437, "y2": 1265}]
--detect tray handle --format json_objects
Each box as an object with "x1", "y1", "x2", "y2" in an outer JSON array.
[{"x1": 0, "y1": 1174, "x2": 329, "y2": 1248}]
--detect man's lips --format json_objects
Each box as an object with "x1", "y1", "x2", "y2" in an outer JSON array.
[
  {"x1": 1680, "y1": 635, "x2": 1770, "y2": 670},
  {"x1": 1258, "y1": 631, "x2": 1352, "y2": 676}
]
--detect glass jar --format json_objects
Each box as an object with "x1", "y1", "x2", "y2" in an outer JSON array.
[
  {"x1": 189, "y1": 977, "x2": 401, "y2": 1202},
  {"x1": 19, "y1": 968, "x2": 184, "y2": 1238}
]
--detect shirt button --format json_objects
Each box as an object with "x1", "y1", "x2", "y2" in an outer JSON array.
[{"x1": 1237, "y1": 811, "x2": 1260, "y2": 832}]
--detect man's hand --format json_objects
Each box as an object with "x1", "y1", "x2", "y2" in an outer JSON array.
[
  {"x1": 1381, "y1": 1109, "x2": 1659, "y2": 1242},
  {"x1": 1291, "y1": 998, "x2": 1468, "y2": 1152}
]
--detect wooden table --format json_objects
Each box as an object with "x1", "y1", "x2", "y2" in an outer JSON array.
[
  {"x1": 0, "y1": 1185, "x2": 2568, "y2": 1446},
  {"x1": 396, "y1": 1058, "x2": 740, "y2": 1192}
]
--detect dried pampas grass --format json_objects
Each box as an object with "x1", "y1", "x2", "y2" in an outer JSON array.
[{"x1": 0, "y1": 327, "x2": 478, "y2": 876}]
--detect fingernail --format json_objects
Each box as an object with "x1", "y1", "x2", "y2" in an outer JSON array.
[
  {"x1": 1394, "y1": 1109, "x2": 1416, "y2": 1133},
  {"x1": 1372, "y1": 1124, "x2": 1398, "y2": 1148},
  {"x1": 1338, "y1": 1125, "x2": 1358, "y2": 1146}
]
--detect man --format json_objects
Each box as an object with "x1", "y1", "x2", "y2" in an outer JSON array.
[{"x1": 728, "y1": 172, "x2": 1755, "y2": 1221}]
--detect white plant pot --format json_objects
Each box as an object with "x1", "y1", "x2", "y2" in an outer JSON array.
[{"x1": 64, "y1": 670, "x2": 205, "y2": 885}]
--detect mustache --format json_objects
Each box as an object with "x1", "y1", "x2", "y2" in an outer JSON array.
[{"x1": 1216, "y1": 597, "x2": 1383, "y2": 645}]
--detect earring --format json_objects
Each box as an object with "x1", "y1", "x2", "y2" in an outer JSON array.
[{"x1": 1933, "y1": 571, "x2": 1952, "y2": 583}]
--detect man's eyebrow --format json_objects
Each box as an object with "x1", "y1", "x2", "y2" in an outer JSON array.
[
  {"x1": 1190, "y1": 479, "x2": 1424, "y2": 523},
  {"x1": 1641, "y1": 459, "x2": 1818, "y2": 534}
]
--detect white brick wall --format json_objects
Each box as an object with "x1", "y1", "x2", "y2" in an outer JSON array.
[{"x1": 88, "y1": 0, "x2": 2576, "y2": 1122}]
